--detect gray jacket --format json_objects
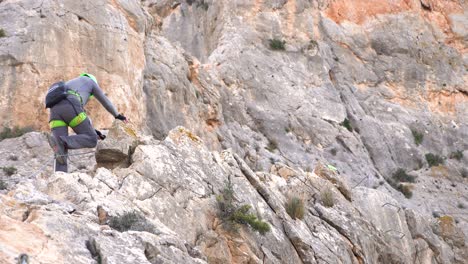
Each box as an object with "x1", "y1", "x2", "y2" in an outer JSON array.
[{"x1": 65, "y1": 76, "x2": 119, "y2": 117}]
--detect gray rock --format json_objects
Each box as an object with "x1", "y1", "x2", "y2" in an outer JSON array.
[
  {"x1": 0, "y1": 0, "x2": 467, "y2": 263},
  {"x1": 95, "y1": 120, "x2": 139, "y2": 168}
]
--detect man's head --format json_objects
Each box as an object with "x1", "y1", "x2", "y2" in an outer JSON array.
[{"x1": 80, "y1": 73, "x2": 98, "y2": 84}]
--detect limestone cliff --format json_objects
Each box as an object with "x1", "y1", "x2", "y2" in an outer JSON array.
[{"x1": 0, "y1": 0, "x2": 467, "y2": 263}]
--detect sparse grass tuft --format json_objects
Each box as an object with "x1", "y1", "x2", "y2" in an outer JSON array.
[
  {"x1": 320, "y1": 188, "x2": 334, "y2": 207},
  {"x1": 340, "y1": 118, "x2": 353, "y2": 132},
  {"x1": 269, "y1": 38, "x2": 286, "y2": 50},
  {"x1": 0, "y1": 28, "x2": 5, "y2": 38},
  {"x1": 425, "y1": 153, "x2": 444, "y2": 167},
  {"x1": 266, "y1": 139, "x2": 278, "y2": 152},
  {"x1": 108, "y1": 211, "x2": 157, "y2": 234},
  {"x1": 285, "y1": 197, "x2": 305, "y2": 220},
  {"x1": 411, "y1": 129, "x2": 424, "y2": 146},
  {"x1": 0, "y1": 126, "x2": 33, "y2": 141},
  {"x1": 457, "y1": 203, "x2": 465, "y2": 209},
  {"x1": 450, "y1": 150, "x2": 463, "y2": 161},
  {"x1": 2, "y1": 166, "x2": 17, "y2": 176},
  {"x1": 8, "y1": 155, "x2": 18, "y2": 161},
  {"x1": 217, "y1": 177, "x2": 271, "y2": 235}
]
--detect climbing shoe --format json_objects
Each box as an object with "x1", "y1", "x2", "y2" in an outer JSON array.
[{"x1": 46, "y1": 133, "x2": 66, "y2": 164}]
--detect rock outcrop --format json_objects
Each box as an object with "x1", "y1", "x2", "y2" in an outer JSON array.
[
  {"x1": 0, "y1": 0, "x2": 467, "y2": 263},
  {"x1": 1, "y1": 124, "x2": 467, "y2": 263}
]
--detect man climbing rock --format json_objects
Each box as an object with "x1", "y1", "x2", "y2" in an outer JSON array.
[{"x1": 45, "y1": 73, "x2": 127, "y2": 172}]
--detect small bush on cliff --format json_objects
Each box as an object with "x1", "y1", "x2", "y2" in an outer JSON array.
[
  {"x1": 217, "y1": 177, "x2": 271, "y2": 235},
  {"x1": 396, "y1": 184, "x2": 413, "y2": 198},
  {"x1": 461, "y1": 169, "x2": 467, "y2": 178},
  {"x1": 392, "y1": 168, "x2": 416, "y2": 183},
  {"x1": 0, "y1": 126, "x2": 33, "y2": 141},
  {"x1": 387, "y1": 168, "x2": 414, "y2": 198},
  {"x1": 196, "y1": 0, "x2": 209, "y2": 10},
  {"x1": 0, "y1": 28, "x2": 5, "y2": 38},
  {"x1": 340, "y1": 118, "x2": 353, "y2": 132},
  {"x1": 388, "y1": 181, "x2": 413, "y2": 198},
  {"x1": 411, "y1": 129, "x2": 424, "y2": 146},
  {"x1": 2, "y1": 166, "x2": 17, "y2": 176},
  {"x1": 425, "y1": 153, "x2": 444, "y2": 167},
  {"x1": 0, "y1": 180, "x2": 6, "y2": 190},
  {"x1": 450, "y1": 150, "x2": 463, "y2": 161},
  {"x1": 286, "y1": 197, "x2": 305, "y2": 220},
  {"x1": 109, "y1": 211, "x2": 156, "y2": 234},
  {"x1": 269, "y1": 38, "x2": 286, "y2": 50}
]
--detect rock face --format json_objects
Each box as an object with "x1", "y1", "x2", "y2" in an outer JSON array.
[
  {"x1": 1, "y1": 126, "x2": 467, "y2": 263},
  {"x1": 0, "y1": 0, "x2": 467, "y2": 263},
  {"x1": 0, "y1": 0, "x2": 148, "y2": 129}
]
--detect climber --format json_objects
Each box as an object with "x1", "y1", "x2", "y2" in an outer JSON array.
[{"x1": 45, "y1": 73, "x2": 127, "y2": 172}]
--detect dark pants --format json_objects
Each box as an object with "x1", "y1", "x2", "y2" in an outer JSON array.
[{"x1": 49, "y1": 96, "x2": 97, "y2": 172}]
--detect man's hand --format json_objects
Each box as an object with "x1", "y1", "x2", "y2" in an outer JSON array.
[
  {"x1": 115, "y1": 114, "x2": 128, "y2": 123},
  {"x1": 95, "y1": 129, "x2": 106, "y2": 140}
]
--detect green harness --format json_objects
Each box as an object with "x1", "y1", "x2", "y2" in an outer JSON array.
[{"x1": 49, "y1": 91, "x2": 88, "y2": 129}]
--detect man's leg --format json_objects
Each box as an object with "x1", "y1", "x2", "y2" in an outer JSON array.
[
  {"x1": 52, "y1": 126, "x2": 69, "y2": 172},
  {"x1": 60, "y1": 118, "x2": 98, "y2": 149}
]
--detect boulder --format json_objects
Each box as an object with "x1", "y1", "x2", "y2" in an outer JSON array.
[{"x1": 95, "y1": 121, "x2": 139, "y2": 169}]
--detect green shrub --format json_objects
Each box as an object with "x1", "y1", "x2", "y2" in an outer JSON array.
[
  {"x1": 217, "y1": 177, "x2": 271, "y2": 235},
  {"x1": 269, "y1": 38, "x2": 286, "y2": 50},
  {"x1": 425, "y1": 153, "x2": 444, "y2": 167},
  {"x1": 0, "y1": 126, "x2": 33, "y2": 141},
  {"x1": 2, "y1": 166, "x2": 17, "y2": 176},
  {"x1": 392, "y1": 168, "x2": 416, "y2": 183},
  {"x1": 320, "y1": 189, "x2": 334, "y2": 207},
  {"x1": 340, "y1": 118, "x2": 353, "y2": 132},
  {"x1": 457, "y1": 202, "x2": 465, "y2": 209},
  {"x1": 230, "y1": 205, "x2": 271, "y2": 234},
  {"x1": 0, "y1": 180, "x2": 6, "y2": 190},
  {"x1": 285, "y1": 197, "x2": 305, "y2": 220},
  {"x1": 0, "y1": 28, "x2": 5, "y2": 38},
  {"x1": 411, "y1": 129, "x2": 424, "y2": 146},
  {"x1": 450, "y1": 150, "x2": 463, "y2": 161},
  {"x1": 266, "y1": 139, "x2": 278, "y2": 152},
  {"x1": 108, "y1": 211, "x2": 156, "y2": 234}
]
